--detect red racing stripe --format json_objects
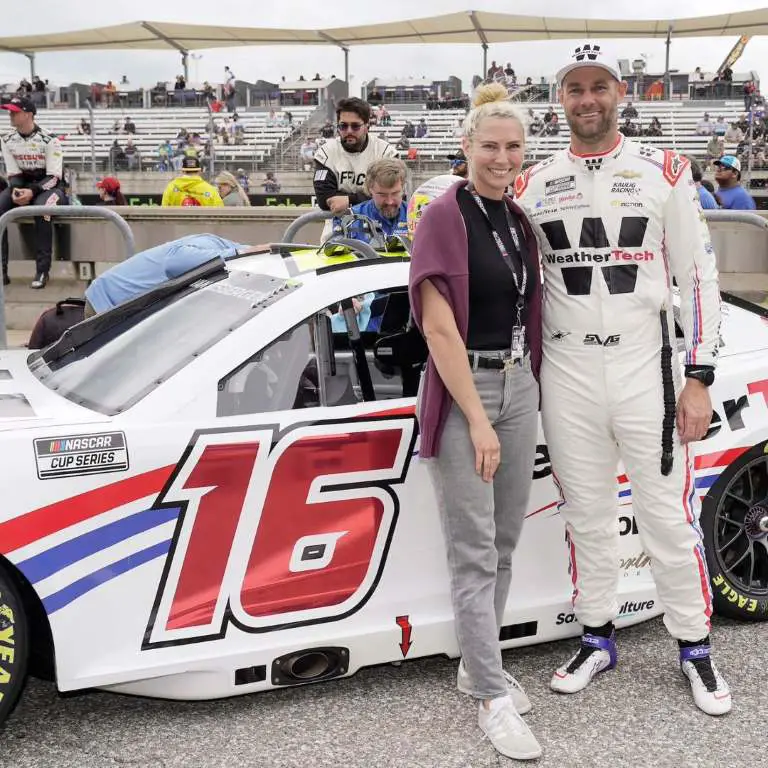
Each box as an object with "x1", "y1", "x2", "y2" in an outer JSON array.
[
  {"x1": 695, "y1": 445, "x2": 749, "y2": 471},
  {"x1": 0, "y1": 465, "x2": 174, "y2": 554}
]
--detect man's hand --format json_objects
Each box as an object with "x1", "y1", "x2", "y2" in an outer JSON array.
[
  {"x1": 327, "y1": 195, "x2": 350, "y2": 215},
  {"x1": 677, "y1": 379, "x2": 713, "y2": 444},
  {"x1": 12, "y1": 188, "x2": 33, "y2": 206}
]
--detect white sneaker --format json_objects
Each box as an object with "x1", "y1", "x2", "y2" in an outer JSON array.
[
  {"x1": 457, "y1": 660, "x2": 532, "y2": 714},
  {"x1": 478, "y1": 695, "x2": 542, "y2": 761},
  {"x1": 680, "y1": 645, "x2": 732, "y2": 716},
  {"x1": 550, "y1": 631, "x2": 617, "y2": 694}
]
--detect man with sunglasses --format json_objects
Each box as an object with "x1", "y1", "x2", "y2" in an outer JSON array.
[{"x1": 313, "y1": 97, "x2": 397, "y2": 220}]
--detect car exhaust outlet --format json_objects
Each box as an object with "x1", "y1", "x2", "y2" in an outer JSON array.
[{"x1": 271, "y1": 646, "x2": 349, "y2": 686}]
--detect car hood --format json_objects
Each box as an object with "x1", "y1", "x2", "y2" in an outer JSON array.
[
  {"x1": 0, "y1": 349, "x2": 105, "y2": 432},
  {"x1": 719, "y1": 299, "x2": 768, "y2": 358}
]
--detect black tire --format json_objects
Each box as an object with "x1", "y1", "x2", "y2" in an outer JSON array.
[
  {"x1": 0, "y1": 566, "x2": 29, "y2": 728},
  {"x1": 701, "y1": 440, "x2": 768, "y2": 621}
]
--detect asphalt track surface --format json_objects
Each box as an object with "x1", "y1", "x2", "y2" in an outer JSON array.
[{"x1": 1, "y1": 615, "x2": 765, "y2": 768}]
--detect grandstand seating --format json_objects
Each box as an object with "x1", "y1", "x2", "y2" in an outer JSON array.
[
  {"x1": 365, "y1": 101, "x2": 754, "y2": 165},
  {"x1": 11, "y1": 106, "x2": 317, "y2": 171}
]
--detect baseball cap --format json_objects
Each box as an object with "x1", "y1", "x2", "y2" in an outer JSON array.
[
  {"x1": 96, "y1": 176, "x2": 121, "y2": 195},
  {"x1": 181, "y1": 155, "x2": 202, "y2": 172},
  {"x1": 447, "y1": 148, "x2": 467, "y2": 165},
  {"x1": 0, "y1": 96, "x2": 36, "y2": 115},
  {"x1": 556, "y1": 43, "x2": 621, "y2": 87},
  {"x1": 714, "y1": 155, "x2": 741, "y2": 173}
]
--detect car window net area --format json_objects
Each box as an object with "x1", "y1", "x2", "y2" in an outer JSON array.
[{"x1": 30, "y1": 270, "x2": 294, "y2": 415}]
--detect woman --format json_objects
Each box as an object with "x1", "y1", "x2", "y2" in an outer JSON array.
[
  {"x1": 96, "y1": 176, "x2": 127, "y2": 206},
  {"x1": 408, "y1": 83, "x2": 543, "y2": 762},
  {"x1": 214, "y1": 171, "x2": 251, "y2": 207}
]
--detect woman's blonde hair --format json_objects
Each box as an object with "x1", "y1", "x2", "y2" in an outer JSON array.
[
  {"x1": 462, "y1": 82, "x2": 527, "y2": 143},
  {"x1": 214, "y1": 170, "x2": 251, "y2": 206}
]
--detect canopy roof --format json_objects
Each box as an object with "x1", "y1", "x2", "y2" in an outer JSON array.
[{"x1": 1, "y1": 10, "x2": 767, "y2": 54}]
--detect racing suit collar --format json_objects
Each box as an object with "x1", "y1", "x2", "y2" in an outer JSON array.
[{"x1": 567, "y1": 133, "x2": 625, "y2": 171}]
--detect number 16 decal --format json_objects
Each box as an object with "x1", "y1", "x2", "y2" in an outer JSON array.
[{"x1": 144, "y1": 416, "x2": 417, "y2": 648}]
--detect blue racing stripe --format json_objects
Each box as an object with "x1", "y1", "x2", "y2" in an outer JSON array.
[
  {"x1": 42, "y1": 540, "x2": 172, "y2": 615},
  {"x1": 694, "y1": 474, "x2": 719, "y2": 490},
  {"x1": 17, "y1": 507, "x2": 179, "y2": 585},
  {"x1": 618, "y1": 489, "x2": 632, "y2": 498}
]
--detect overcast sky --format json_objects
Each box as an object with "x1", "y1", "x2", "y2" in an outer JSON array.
[{"x1": 1, "y1": 0, "x2": 767, "y2": 95}]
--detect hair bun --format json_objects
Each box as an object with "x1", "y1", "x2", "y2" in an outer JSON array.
[{"x1": 472, "y1": 82, "x2": 509, "y2": 108}]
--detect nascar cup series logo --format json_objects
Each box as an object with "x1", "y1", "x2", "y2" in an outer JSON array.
[{"x1": 34, "y1": 431, "x2": 129, "y2": 479}]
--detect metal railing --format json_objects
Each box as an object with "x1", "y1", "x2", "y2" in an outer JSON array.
[{"x1": 0, "y1": 205, "x2": 135, "y2": 349}]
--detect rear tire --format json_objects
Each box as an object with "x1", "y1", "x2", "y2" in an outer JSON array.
[
  {"x1": 701, "y1": 441, "x2": 768, "y2": 621},
  {"x1": 0, "y1": 567, "x2": 29, "y2": 728}
]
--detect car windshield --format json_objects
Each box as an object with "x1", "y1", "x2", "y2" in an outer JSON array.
[{"x1": 29, "y1": 268, "x2": 295, "y2": 415}]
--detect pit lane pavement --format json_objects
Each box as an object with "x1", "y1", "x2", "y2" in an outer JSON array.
[{"x1": 2, "y1": 615, "x2": 764, "y2": 768}]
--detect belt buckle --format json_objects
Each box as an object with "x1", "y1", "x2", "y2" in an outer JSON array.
[{"x1": 503, "y1": 356, "x2": 518, "y2": 371}]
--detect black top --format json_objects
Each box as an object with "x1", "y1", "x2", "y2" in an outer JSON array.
[{"x1": 457, "y1": 186, "x2": 534, "y2": 351}]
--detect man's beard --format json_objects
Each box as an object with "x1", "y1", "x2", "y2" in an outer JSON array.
[
  {"x1": 566, "y1": 107, "x2": 616, "y2": 145},
  {"x1": 342, "y1": 134, "x2": 365, "y2": 152},
  {"x1": 378, "y1": 203, "x2": 399, "y2": 220}
]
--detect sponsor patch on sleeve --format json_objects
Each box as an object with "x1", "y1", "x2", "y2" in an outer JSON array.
[
  {"x1": 314, "y1": 169, "x2": 328, "y2": 182},
  {"x1": 34, "y1": 431, "x2": 129, "y2": 479}
]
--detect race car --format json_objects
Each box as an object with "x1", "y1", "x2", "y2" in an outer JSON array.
[{"x1": 0, "y1": 227, "x2": 766, "y2": 727}]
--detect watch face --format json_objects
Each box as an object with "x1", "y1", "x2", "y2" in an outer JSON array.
[{"x1": 688, "y1": 369, "x2": 715, "y2": 386}]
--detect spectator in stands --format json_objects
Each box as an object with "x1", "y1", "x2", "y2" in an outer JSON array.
[
  {"x1": 104, "y1": 80, "x2": 117, "y2": 108},
  {"x1": 109, "y1": 139, "x2": 126, "y2": 171},
  {"x1": 313, "y1": 96, "x2": 397, "y2": 218},
  {"x1": 237, "y1": 169, "x2": 250, "y2": 193},
  {"x1": 545, "y1": 112, "x2": 561, "y2": 136},
  {"x1": 416, "y1": 118, "x2": 429, "y2": 138},
  {"x1": 736, "y1": 113, "x2": 749, "y2": 133},
  {"x1": 503, "y1": 63, "x2": 516, "y2": 82},
  {"x1": 267, "y1": 109, "x2": 278, "y2": 127},
  {"x1": 714, "y1": 156, "x2": 755, "y2": 210},
  {"x1": 285, "y1": 111, "x2": 294, "y2": 127},
  {"x1": 724, "y1": 122, "x2": 744, "y2": 143},
  {"x1": 645, "y1": 116, "x2": 663, "y2": 137},
  {"x1": 175, "y1": 75, "x2": 186, "y2": 91},
  {"x1": 111, "y1": 119, "x2": 121, "y2": 134},
  {"x1": 696, "y1": 112, "x2": 713, "y2": 136},
  {"x1": 123, "y1": 138, "x2": 140, "y2": 171},
  {"x1": 156, "y1": 140, "x2": 173, "y2": 171},
  {"x1": 619, "y1": 117, "x2": 637, "y2": 137},
  {"x1": 215, "y1": 170, "x2": 252, "y2": 206},
  {"x1": 688, "y1": 158, "x2": 717, "y2": 209},
  {"x1": 486, "y1": 61, "x2": 502, "y2": 80},
  {"x1": 123, "y1": 116, "x2": 136, "y2": 134},
  {"x1": 77, "y1": 118, "x2": 91, "y2": 136},
  {"x1": 744, "y1": 80, "x2": 756, "y2": 112},
  {"x1": 620, "y1": 101, "x2": 638, "y2": 119},
  {"x1": 447, "y1": 148, "x2": 468, "y2": 178},
  {"x1": 320, "y1": 120, "x2": 335, "y2": 139},
  {"x1": 162, "y1": 155, "x2": 224, "y2": 207},
  {"x1": 712, "y1": 116, "x2": 727, "y2": 137},
  {"x1": 402, "y1": 120, "x2": 416, "y2": 139},
  {"x1": 543, "y1": 106, "x2": 555, "y2": 126},
  {"x1": 453, "y1": 118, "x2": 464, "y2": 138},
  {"x1": 225, "y1": 67, "x2": 236, "y2": 86},
  {"x1": 528, "y1": 112, "x2": 544, "y2": 136},
  {"x1": 224, "y1": 82, "x2": 237, "y2": 112},
  {"x1": 378, "y1": 105, "x2": 391, "y2": 126},
  {"x1": 17, "y1": 78, "x2": 32, "y2": 95},
  {"x1": 395, "y1": 134, "x2": 410, "y2": 152},
  {"x1": 300, "y1": 137, "x2": 317, "y2": 171},
  {"x1": 705, "y1": 135, "x2": 725, "y2": 169},
  {"x1": 261, "y1": 171, "x2": 281, "y2": 194},
  {"x1": 203, "y1": 82, "x2": 215, "y2": 102},
  {"x1": 96, "y1": 177, "x2": 127, "y2": 206}
]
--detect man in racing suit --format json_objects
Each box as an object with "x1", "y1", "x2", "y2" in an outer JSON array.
[
  {"x1": 0, "y1": 96, "x2": 66, "y2": 288},
  {"x1": 314, "y1": 97, "x2": 397, "y2": 241},
  {"x1": 515, "y1": 44, "x2": 731, "y2": 716}
]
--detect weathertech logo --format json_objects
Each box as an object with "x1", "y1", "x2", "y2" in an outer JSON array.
[
  {"x1": 584, "y1": 158, "x2": 602, "y2": 172},
  {"x1": 573, "y1": 44, "x2": 601, "y2": 62},
  {"x1": 540, "y1": 215, "x2": 651, "y2": 296}
]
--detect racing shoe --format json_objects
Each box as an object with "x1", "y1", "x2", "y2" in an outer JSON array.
[
  {"x1": 30, "y1": 272, "x2": 48, "y2": 289},
  {"x1": 456, "y1": 660, "x2": 532, "y2": 714},
  {"x1": 551, "y1": 630, "x2": 617, "y2": 694},
  {"x1": 478, "y1": 695, "x2": 542, "y2": 761},
  {"x1": 680, "y1": 645, "x2": 732, "y2": 716}
]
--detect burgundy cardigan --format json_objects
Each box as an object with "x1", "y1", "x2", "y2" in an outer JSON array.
[{"x1": 408, "y1": 179, "x2": 542, "y2": 459}]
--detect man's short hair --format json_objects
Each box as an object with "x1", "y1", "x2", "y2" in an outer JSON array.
[
  {"x1": 364, "y1": 158, "x2": 408, "y2": 195},
  {"x1": 336, "y1": 97, "x2": 371, "y2": 124}
]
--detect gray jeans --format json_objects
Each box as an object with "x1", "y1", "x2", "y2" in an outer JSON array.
[{"x1": 421, "y1": 354, "x2": 538, "y2": 699}]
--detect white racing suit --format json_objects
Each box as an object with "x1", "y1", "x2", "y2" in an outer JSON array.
[{"x1": 515, "y1": 135, "x2": 720, "y2": 641}]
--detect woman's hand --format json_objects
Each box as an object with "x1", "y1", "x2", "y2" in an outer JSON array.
[{"x1": 469, "y1": 418, "x2": 500, "y2": 482}]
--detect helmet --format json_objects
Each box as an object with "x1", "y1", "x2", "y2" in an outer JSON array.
[{"x1": 407, "y1": 174, "x2": 462, "y2": 237}]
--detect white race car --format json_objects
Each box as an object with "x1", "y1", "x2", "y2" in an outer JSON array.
[{"x1": 0, "y1": 239, "x2": 766, "y2": 726}]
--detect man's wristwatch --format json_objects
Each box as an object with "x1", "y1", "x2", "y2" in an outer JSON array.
[{"x1": 685, "y1": 365, "x2": 715, "y2": 386}]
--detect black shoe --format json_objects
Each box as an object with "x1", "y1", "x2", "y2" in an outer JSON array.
[
  {"x1": 30, "y1": 273, "x2": 48, "y2": 289},
  {"x1": 2, "y1": 274, "x2": 9, "y2": 287}
]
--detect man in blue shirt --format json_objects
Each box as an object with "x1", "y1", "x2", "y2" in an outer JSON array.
[
  {"x1": 85, "y1": 233, "x2": 249, "y2": 314},
  {"x1": 329, "y1": 158, "x2": 408, "y2": 245},
  {"x1": 714, "y1": 155, "x2": 756, "y2": 210}
]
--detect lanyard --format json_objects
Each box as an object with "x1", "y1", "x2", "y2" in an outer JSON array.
[{"x1": 466, "y1": 184, "x2": 527, "y2": 323}]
